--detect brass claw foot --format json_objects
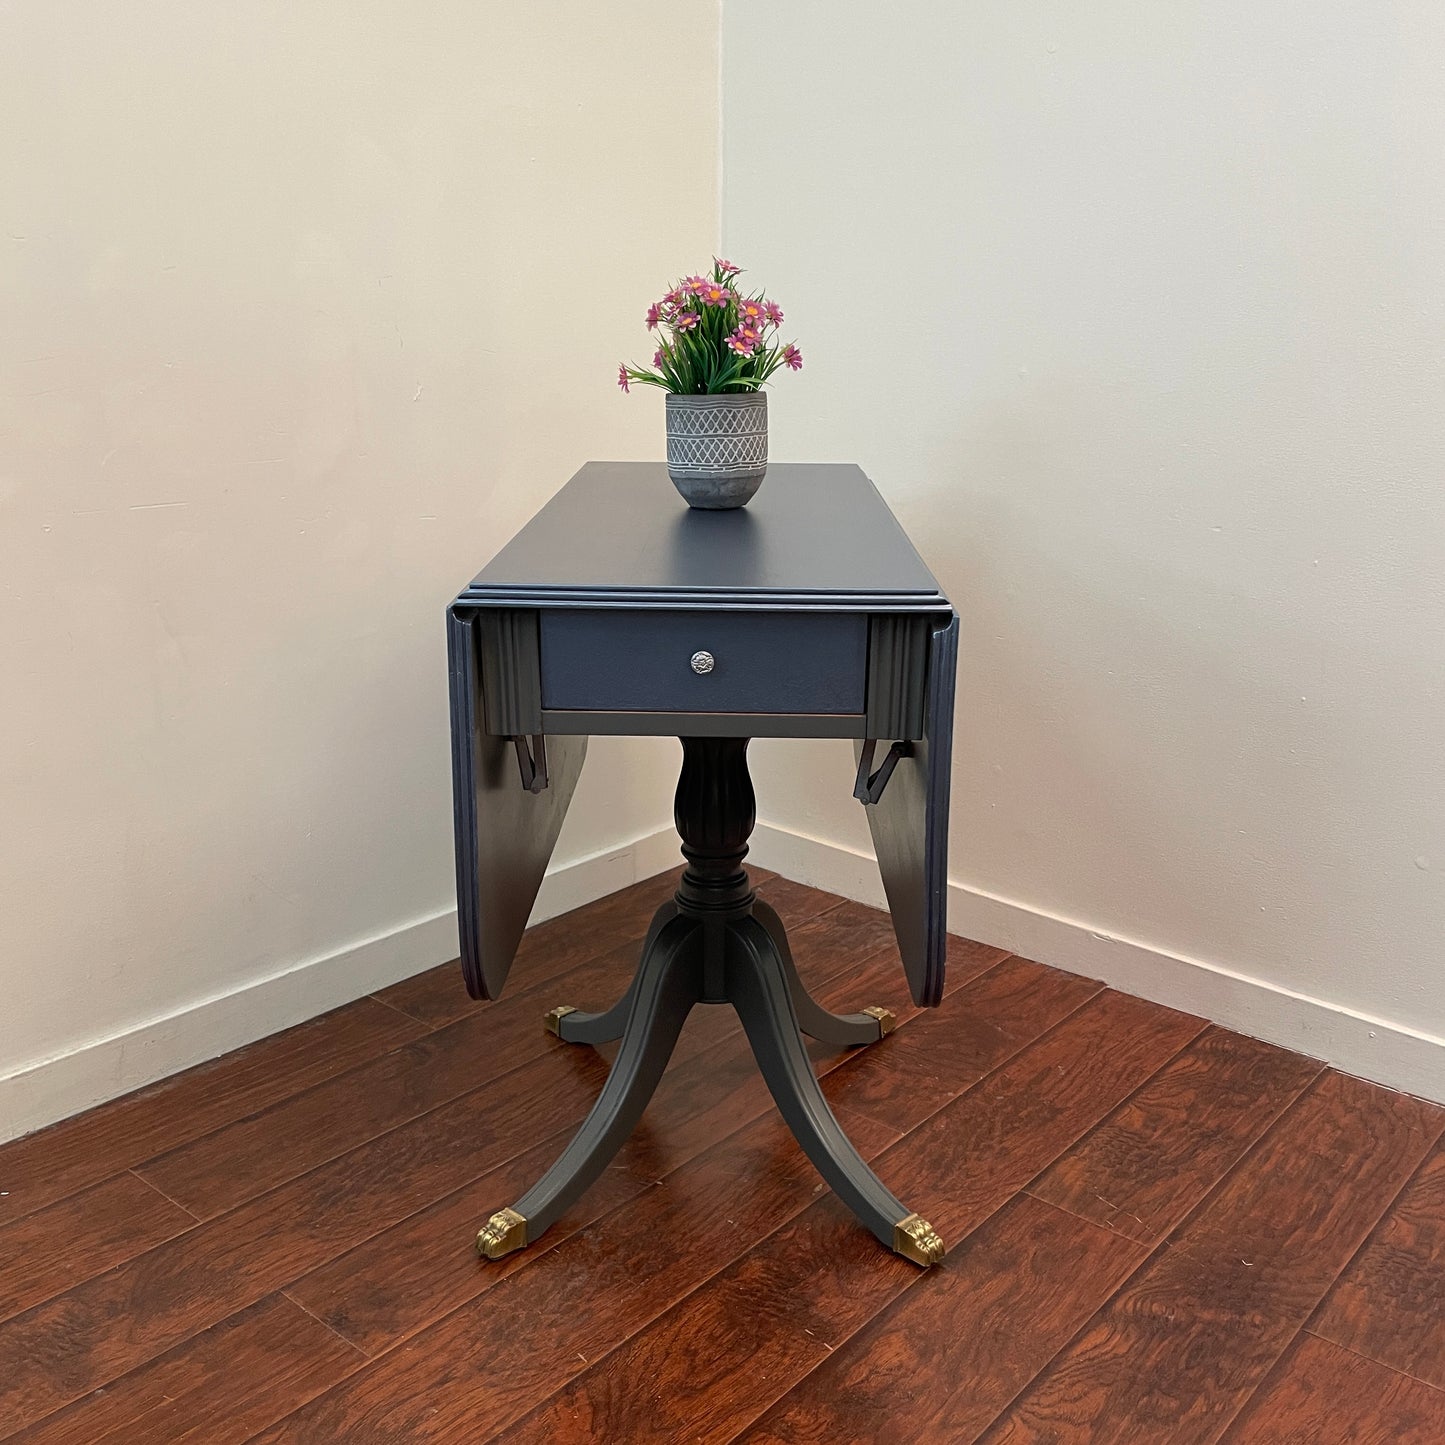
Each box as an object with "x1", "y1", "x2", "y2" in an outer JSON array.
[
  {"x1": 862, "y1": 1006, "x2": 897, "y2": 1037},
  {"x1": 543, "y1": 1005, "x2": 578, "y2": 1036},
  {"x1": 476, "y1": 1207, "x2": 528, "y2": 1260},
  {"x1": 893, "y1": 1213, "x2": 945, "y2": 1267}
]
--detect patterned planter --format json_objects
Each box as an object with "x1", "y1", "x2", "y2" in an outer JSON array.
[{"x1": 665, "y1": 391, "x2": 768, "y2": 509}]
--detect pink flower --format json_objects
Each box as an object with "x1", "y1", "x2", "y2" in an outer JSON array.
[
  {"x1": 653, "y1": 348, "x2": 665, "y2": 368},
  {"x1": 674, "y1": 309, "x2": 699, "y2": 331},
  {"x1": 617, "y1": 364, "x2": 630, "y2": 392},
  {"x1": 715, "y1": 258, "x2": 742, "y2": 275},
  {"x1": 645, "y1": 302, "x2": 662, "y2": 330},
  {"x1": 737, "y1": 323, "x2": 762, "y2": 346},
  {"x1": 725, "y1": 329, "x2": 758, "y2": 356},
  {"x1": 682, "y1": 274, "x2": 710, "y2": 296},
  {"x1": 663, "y1": 286, "x2": 685, "y2": 307},
  {"x1": 736, "y1": 298, "x2": 766, "y2": 327},
  {"x1": 698, "y1": 282, "x2": 733, "y2": 308},
  {"x1": 763, "y1": 300, "x2": 784, "y2": 327},
  {"x1": 782, "y1": 344, "x2": 802, "y2": 371}
]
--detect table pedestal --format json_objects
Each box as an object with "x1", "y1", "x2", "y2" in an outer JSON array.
[{"x1": 474, "y1": 736, "x2": 945, "y2": 1268}]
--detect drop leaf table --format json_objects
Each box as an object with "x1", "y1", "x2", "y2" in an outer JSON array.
[{"x1": 447, "y1": 461, "x2": 958, "y2": 1266}]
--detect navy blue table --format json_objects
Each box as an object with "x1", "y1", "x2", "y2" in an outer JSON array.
[{"x1": 448, "y1": 461, "x2": 958, "y2": 1266}]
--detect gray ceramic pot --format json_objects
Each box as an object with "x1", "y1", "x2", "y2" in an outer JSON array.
[{"x1": 665, "y1": 391, "x2": 769, "y2": 509}]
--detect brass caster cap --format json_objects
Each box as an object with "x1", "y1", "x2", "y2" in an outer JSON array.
[
  {"x1": 862, "y1": 1006, "x2": 898, "y2": 1036},
  {"x1": 543, "y1": 1005, "x2": 577, "y2": 1036},
  {"x1": 476, "y1": 1207, "x2": 528, "y2": 1260},
  {"x1": 893, "y1": 1213, "x2": 945, "y2": 1267}
]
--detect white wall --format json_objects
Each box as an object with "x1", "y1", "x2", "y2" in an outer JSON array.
[
  {"x1": 1, "y1": 2, "x2": 717, "y2": 1138},
  {"x1": 8, "y1": 1, "x2": 1442, "y2": 1136},
  {"x1": 725, "y1": 2, "x2": 1445, "y2": 1098}
]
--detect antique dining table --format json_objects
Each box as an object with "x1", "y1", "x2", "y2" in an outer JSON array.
[{"x1": 447, "y1": 460, "x2": 958, "y2": 1266}]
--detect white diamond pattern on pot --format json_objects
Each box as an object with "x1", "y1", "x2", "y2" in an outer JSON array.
[{"x1": 666, "y1": 398, "x2": 768, "y2": 475}]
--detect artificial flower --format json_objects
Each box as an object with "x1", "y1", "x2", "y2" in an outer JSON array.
[{"x1": 616, "y1": 261, "x2": 801, "y2": 394}]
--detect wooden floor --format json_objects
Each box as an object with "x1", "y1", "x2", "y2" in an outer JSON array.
[{"x1": 2, "y1": 872, "x2": 1443, "y2": 1443}]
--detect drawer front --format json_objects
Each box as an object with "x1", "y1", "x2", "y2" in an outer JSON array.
[{"x1": 539, "y1": 609, "x2": 867, "y2": 716}]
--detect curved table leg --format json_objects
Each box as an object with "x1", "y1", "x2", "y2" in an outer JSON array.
[
  {"x1": 751, "y1": 898, "x2": 895, "y2": 1048},
  {"x1": 545, "y1": 899, "x2": 679, "y2": 1045},
  {"x1": 477, "y1": 913, "x2": 701, "y2": 1259},
  {"x1": 727, "y1": 915, "x2": 944, "y2": 1267}
]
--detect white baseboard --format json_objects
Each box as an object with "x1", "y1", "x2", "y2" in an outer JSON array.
[
  {"x1": 12, "y1": 816, "x2": 1439, "y2": 1144},
  {"x1": 749, "y1": 822, "x2": 1445, "y2": 1106},
  {"x1": 0, "y1": 827, "x2": 680, "y2": 1145}
]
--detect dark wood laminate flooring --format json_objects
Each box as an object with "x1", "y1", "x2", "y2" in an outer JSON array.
[{"x1": 1, "y1": 870, "x2": 1441, "y2": 1443}]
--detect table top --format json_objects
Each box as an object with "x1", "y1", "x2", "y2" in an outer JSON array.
[{"x1": 457, "y1": 461, "x2": 948, "y2": 613}]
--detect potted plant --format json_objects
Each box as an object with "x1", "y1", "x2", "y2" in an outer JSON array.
[{"x1": 619, "y1": 259, "x2": 802, "y2": 509}]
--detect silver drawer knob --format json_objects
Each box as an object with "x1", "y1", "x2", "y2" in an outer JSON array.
[{"x1": 690, "y1": 650, "x2": 715, "y2": 675}]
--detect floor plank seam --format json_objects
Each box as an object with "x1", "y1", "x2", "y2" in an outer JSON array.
[
  {"x1": 1209, "y1": 1323, "x2": 1321, "y2": 1444},
  {"x1": 1291, "y1": 1119, "x2": 1445, "y2": 1403},
  {"x1": 127, "y1": 1166, "x2": 204, "y2": 1223},
  {"x1": 279, "y1": 1289, "x2": 373, "y2": 1361},
  {"x1": 365, "y1": 986, "x2": 453, "y2": 1029},
  {"x1": 1211, "y1": 1328, "x2": 1308, "y2": 1445},
  {"x1": 1017, "y1": 1185, "x2": 1156, "y2": 1247},
  {"x1": 1298, "y1": 1325, "x2": 1445, "y2": 1396},
  {"x1": 1303, "y1": 1130, "x2": 1445, "y2": 1343}
]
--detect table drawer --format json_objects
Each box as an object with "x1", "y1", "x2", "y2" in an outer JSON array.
[{"x1": 539, "y1": 609, "x2": 867, "y2": 716}]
